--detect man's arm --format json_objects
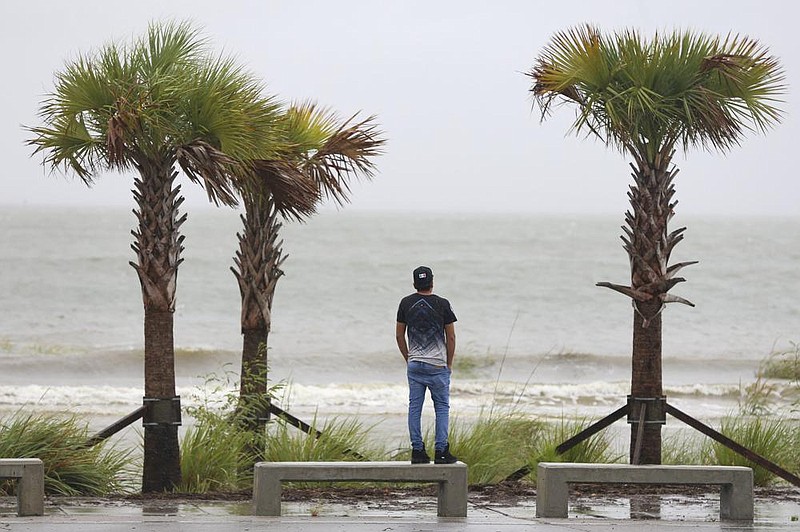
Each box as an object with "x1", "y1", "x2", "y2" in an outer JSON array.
[
  {"x1": 445, "y1": 322, "x2": 456, "y2": 369},
  {"x1": 396, "y1": 322, "x2": 409, "y2": 362}
]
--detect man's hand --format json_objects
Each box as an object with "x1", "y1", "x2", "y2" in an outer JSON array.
[
  {"x1": 445, "y1": 322, "x2": 456, "y2": 369},
  {"x1": 396, "y1": 322, "x2": 409, "y2": 362}
]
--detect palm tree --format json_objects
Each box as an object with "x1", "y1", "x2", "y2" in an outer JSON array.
[
  {"x1": 232, "y1": 103, "x2": 384, "y2": 425},
  {"x1": 27, "y1": 21, "x2": 284, "y2": 491},
  {"x1": 528, "y1": 26, "x2": 784, "y2": 463}
]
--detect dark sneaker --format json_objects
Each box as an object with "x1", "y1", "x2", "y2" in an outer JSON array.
[
  {"x1": 411, "y1": 446, "x2": 430, "y2": 464},
  {"x1": 434, "y1": 444, "x2": 458, "y2": 464}
]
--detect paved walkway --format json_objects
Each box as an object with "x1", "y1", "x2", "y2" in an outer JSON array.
[
  {"x1": 0, "y1": 515, "x2": 786, "y2": 532},
  {"x1": 1, "y1": 495, "x2": 798, "y2": 531}
]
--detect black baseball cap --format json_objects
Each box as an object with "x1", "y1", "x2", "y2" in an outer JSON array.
[{"x1": 413, "y1": 266, "x2": 433, "y2": 289}]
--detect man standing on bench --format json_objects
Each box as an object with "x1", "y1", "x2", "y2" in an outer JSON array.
[{"x1": 396, "y1": 266, "x2": 458, "y2": 465}]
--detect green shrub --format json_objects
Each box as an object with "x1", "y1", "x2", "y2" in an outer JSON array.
[{"x1": 0, "y1": 412, "x2": 134, "y2": 495}]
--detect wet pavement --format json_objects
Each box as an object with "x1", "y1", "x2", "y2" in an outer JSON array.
[{"x1": 1, "y1": 489, "x2": 799, "y2": 531}]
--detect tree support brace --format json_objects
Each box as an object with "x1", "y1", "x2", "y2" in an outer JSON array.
[
  {"x1": 142, "y1": 396, "x2": 182, "y2": 427},
  {"x1": 626, "y1": 396, "x2": 666, "y2": 425},
  {"x1": 665, "y1": 403, "x2": 800, "y2": 487},
  {"x1": 550, "y1": 396, "x2": 800, "y2": 488},
  {"x1": 555, "y1": 403, "x2": 629, "y2": 455},
  {"x1": 84, "y1": 405, "x2": 146, "y2": 447}
]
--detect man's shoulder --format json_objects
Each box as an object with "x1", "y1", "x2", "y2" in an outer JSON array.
[
  {"x1": 430, "y1": 294, "x2": 456, "y2": 322},
  {"x1": 400, "y1": 292, "x2": 449, "y2": 304},
  {"x1": 426, "y1": 293, "x2": 452, "y2": 306},
  {"x1": 399, "y1": 293, "x2": 454, "y2": 313},
  {"x1": 399, "y1": 292, "x2": 421, "y2": 305},
  {"x1": 397, "y1": 293, "x2": 422, "y2": 315}
]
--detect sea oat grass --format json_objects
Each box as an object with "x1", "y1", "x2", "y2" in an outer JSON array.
[
  {"x1": 704, "y1": 414, "x2": 796, "y2": 486},
  {"x1": 261, "y1": 415, "x2": 381, "y2": 463},
  {"x1": 453, "y1": 353, "x2": 495, "y2": 374},
  {"x1": 759, "y1": 344, "x2": 800, "y2": 381},
  {"x1": 182, "y1": 371, "x2": 382, "y2": 492},
  {"x1": 662, "y1": 430, "x2": 704, "y2": 465},
  {"x1": 180, "y1": 409, "x2": 383, "y2": 492},
  {"x1": 261, "y1": 415, "x2": 384, "y2": 489},
  {"x1": 527, "y1": 416, "x2": 623, "y2": 484},
  {"x1": 444, "y1": 413, "x2": 542, "y2": 485},
  {"x1": 179, "y1": 418, "x2": 256, "y2": 493},
  {"x1": 0, "y1": 412, "x2": 134, "y2": 495}
]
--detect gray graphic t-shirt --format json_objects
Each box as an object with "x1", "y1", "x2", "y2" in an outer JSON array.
[{"x1": 397, "y1": 293, "x2": 457, "y2": 366}]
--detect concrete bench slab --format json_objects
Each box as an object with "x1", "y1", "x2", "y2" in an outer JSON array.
[
  {"x1": 253, "y1": 461, "x2": 468, "y2": 517},
  {"x1": 0, "y1": 458, "x2": 45, "y2": 516},
  {"x1": 536, "y1": 462, "x2": 753, "y2": 520}
]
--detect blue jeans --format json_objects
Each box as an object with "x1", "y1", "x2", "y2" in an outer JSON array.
[{"x1": 407, "y1": 360, "x2": 451, "y2": 452}]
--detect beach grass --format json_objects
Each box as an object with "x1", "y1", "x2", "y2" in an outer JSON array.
[
  {"x1": 662, "y1": 429, "x2": 705, "y2": 465},
  {"x1": 260, "y1": 414, "x2": 383, "y2": 463},
  {"x1": 174, "y1": 347, "x2": 800, "y2": 494},
  {"x1": 0, "y1": 337, "x2": 12, "y2": 352},
  {"x1": 156, "y1": 345, "x2": 800, "y2": 493},
  {"x1": 181, "y1": 368, "x2": 383, "y2": 491},
  {"x1": 453, "y1": 353, "x2": 496, "y2": 373},
  {"x1": 0, "y1": 412, "x2": 134, "y2": 495},
  {"x1": 704, "y1": 414, "x2": 797, "y2": 486},
  {"x1": 525, "y1": 416, "x2": 623, "y2": 484},
  {"x1": 179, "y1": 415, "x2": 256, "y2": 493},
  {"x1": 260, "y1": 414, "x2": 385, "y2": 489},
  {"x1": 758, "y1": 343, "x2": 800, "y2": 381},
  {"x1": 441, "y1": 412, "x2": 542, "y2": 485}
]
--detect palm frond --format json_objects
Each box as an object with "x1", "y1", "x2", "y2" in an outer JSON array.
[
  {"x1": 175, "y1": 140, "x2": 240, "y2": 206},
  {"x1": 302, "y1": 113, "x2": 385, "y2": 206},
  {"x1": 249, "y1": 160, "x2": 319, "y2": 221},
  {"x1": 141, "y1": 19, "x2": 208, "y2": 73},
  {"x1": 179, "y1": 55, "x2": 283, "y2": 159},
  {"x1": 244, "y1": 107, "x2": 385, "y2": 215},
  {"x1": 281, "y1": 101, "x2": 340, "y2": 153},
  {"x1": 528, "y1": 25, "x2": 785, "y2": 162},
  {"x1": 28, "y1": 18, "x2": 296, "y2": 213}
]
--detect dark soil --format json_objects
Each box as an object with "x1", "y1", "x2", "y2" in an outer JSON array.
[{"x1": 108, "y1": 482, "x2": 800, "y2": 508}]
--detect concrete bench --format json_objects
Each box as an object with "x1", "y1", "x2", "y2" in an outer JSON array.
[
  {"x1": 536, "y1": 462, "x2": 753, "y2": 520},
  {"x1": 253, "y1": 461, "x2": 468, "y2": 517},
  {"x1": 0, "y1": 459, "x2": 45, "y2": 516}
]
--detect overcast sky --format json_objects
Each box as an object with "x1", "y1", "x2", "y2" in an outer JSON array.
[{"x1": 1, "y1": 0, "x2": 797, "y2": 216}]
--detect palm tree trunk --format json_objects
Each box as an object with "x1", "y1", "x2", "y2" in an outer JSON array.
[
  {"x1": 130, "y1": 156, "x2": 185, "y2": 492},
  {"x1": 623, "y1": 151, "x2": 679, "y2": 465},
  {"x1": 629, "y1": 298, "x2": 663, "y2": 463},
  {"x1": 241, "y1": 327, "x2": 270, "y2": 395},
  {"x1": 142, "y1": 308, "x2": 181, "y2": 491},
  {"x1": 232, "y1": 195, "x2": 284, "y2": 429},
  {"x1": 597, "y1": 150, "x2": 694, "y2": 464}
]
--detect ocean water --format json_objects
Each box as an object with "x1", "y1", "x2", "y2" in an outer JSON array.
[{"x1": 1, "y1": 206, "x2": 798, "y2": 445}]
